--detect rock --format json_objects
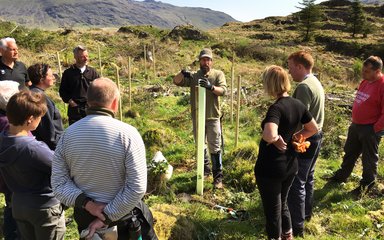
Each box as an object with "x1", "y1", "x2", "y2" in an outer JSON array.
[{"x1": 165, "y1": 25, "x2": 210, "y2": 41}]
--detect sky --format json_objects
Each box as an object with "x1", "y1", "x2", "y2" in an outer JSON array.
[{"x1": 137, "y1": 0, "x2": 327, "y2": 22}]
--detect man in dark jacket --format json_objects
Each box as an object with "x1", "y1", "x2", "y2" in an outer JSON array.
[{"x1": 59, "y1": 45, "x2": 99, "y2": 125}]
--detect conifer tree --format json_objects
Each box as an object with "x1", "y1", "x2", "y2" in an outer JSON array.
[
  {"x1": 296, "y1": 0, "x2": 323, "y2": 42},
  {"x1": 348, "y1": 0, "x2": 368, "y2": 38}
]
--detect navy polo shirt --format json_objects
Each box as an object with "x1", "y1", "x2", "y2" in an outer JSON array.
[{"x1": 0, "y1": 58, "x2": 28, "y2": 89}]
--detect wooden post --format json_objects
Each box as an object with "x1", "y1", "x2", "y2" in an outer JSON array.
[
  {"x1": 235, "y1": 75, "x2": 241, "y2": 147},
  {"x1": 152, "y1": 42, "x2": 156, "y2": 79},
  {"x1": 144, "y1": 44, "x2": 147, "y2": 79},
  {"x1": 112, "y1": 63, "x2": 123, "y2": 121},
  {"x1": 230, "y1": 52, "x2": 235, "y2": 124},
  {"x1": 56, "y1": 52, "x2": 62, "y2": 78},
  {"x1": 128, "y1": 56, "x2": 132, "y2": 109},
  {"x1": 98, "y1": 45, "x2": 103, "y2": 77},
  {"x1": 196, "y1": 85, "x2": 206, "y2": 195}
]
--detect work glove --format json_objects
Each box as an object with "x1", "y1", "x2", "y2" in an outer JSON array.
[
  {"x1": 181, "y1": 69, "x2": 192, "y2": 78},
  {"x1": 198, "y1": 78, "x2": 214, "y2": 91},
  {"x1": 292, "y1": 134, "x2": 311, "y2": 153}
]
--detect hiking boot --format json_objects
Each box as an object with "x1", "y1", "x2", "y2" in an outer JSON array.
[
  {"x1": 349, "y1": 182, "x2": 375, "y2": 198},
  {"x1": 325, "y1": 175, "x2": 346, "y2": 184}
]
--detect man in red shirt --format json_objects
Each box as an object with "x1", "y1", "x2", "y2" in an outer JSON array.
[{"x1": 329, "y1": 56, "x2": 384, "y2": 196}]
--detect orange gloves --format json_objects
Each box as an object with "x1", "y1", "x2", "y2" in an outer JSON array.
[{"x1": 292, "y1": 134, "x2": 311, "y2": 153}]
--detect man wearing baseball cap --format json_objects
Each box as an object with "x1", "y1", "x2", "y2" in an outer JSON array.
[{"x1": 173, "y1": 48, "x2": 227, "y2": 189}]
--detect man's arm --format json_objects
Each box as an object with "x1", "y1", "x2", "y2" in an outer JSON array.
[
  {"x1": 293, "y1": 83, "x2": 312, "y2": 110},
  {"x1": 51, "y1": 135, "x2": 84, "y2": 207},
  {"x1": 373, "y1": 84, "x2": 384, "y2": 133},
  {"x1": 173, "y1": 71, "x2": 185, "y2": 86},
  {"x1": 102, "y1": 128, "x2": 147, "y2": 222},
  {"x1": 59, "y1": 71, "x2": 72, "y2": 103}
]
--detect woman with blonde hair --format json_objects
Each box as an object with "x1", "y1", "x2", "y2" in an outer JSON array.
[{"x1": 254, "y1": 65, "x2": 318, "y2": 240}]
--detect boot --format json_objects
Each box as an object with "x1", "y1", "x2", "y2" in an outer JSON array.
[
  {"x1": 203, "y1": 149, "x2": 211, "y2": 177},
  {"x1": 211, "y1": 151, "x2": 223, "y2": 189},
  {"x1": 281, "y1": 230, "x2": 294, "y2": 240}
]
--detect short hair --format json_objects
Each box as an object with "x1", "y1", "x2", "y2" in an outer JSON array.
[
  {"x1": 73, "y1": 45, "x2": 87, "y2": 55},
  {"x1": 0, "y1": 81, "x2": 19, "y2": 110},
  {"x1": 0, "y1": 37, "x2": 16, "y2": 50},
  {"x1": 363, "y1": 56, "x2": 383, "y2": 71},
  {"x1": 87, "y1": 78, "x2": 120, "y2": 108},
  {"x1": 27, "y1": 63, "x2": 50, "y2": 85},
  {"x1": 288, "y1": 50, "x2": 314, "y2": 70},
  {"x1": 262, "y1": 65, "x2": 291, "y2": 98},
  {"x1": 6, "y1": 90, "x2": 47, "y2": 126}
]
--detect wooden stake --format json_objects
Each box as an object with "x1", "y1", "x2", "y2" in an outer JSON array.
[
  {"x1": 235, "y1": 75, "x2": 241, "y2": 147},
  {"x1": 144, "y1": 44, "x2": 147, "y2": 79},
  {"x1": 128, "y1": 56, "x2": 132, "y2": 109},
  {"x1": 196, "y1": 85, "x2": 206, "y2": 195},
  {"x1": 230, "y1": 52, "x2": 235, "y2": 124},
  {"x1": 98, "y1": 45, "x2": 103, "y2": 77},
  {"x1": 56, "y1": 52, "x2": 62, "y2": 78},
  {"x1": 152, "y1": 42, "x2": 156, "y2": 79},
  {"x1": 112, "y1": 63, "x2": 123, "y2": 121}
]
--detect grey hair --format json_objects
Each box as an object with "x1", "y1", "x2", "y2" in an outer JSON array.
[
  {"x1": 0, "y1": 80, "x2": 19, "y2": 110},
  {"x1": 0, "y1": 37, "x2": 16, "y2": 50},
  {"x1": 73, "y1": 45, "x2": 87, "y2": 55},
  {"x1": 87, "y1": 78, "x2": 120, "y2": 108}
]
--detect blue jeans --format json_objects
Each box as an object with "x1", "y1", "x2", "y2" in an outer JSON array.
[{"x1": 287, "y1": 132, "x2": 323, "y2": 233}]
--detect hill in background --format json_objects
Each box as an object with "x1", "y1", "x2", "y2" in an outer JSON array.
[{"x1": 0, "y1": 0, "x2": 236, "y2": 30}]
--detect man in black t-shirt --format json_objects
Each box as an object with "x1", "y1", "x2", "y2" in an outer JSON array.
[
  {"x1": 59, "y1": 45, "x2": 99, "y2": 125},
  {"x1": 0, "y1": 38, "x2": 30, "y2": 89}
]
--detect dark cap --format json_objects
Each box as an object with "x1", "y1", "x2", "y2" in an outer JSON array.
[{"x1": 199, "y1": 48, "x2": 213, "y2": 60}]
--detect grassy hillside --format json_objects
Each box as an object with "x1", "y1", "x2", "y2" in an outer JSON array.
[{"x1": 0, "y1": 0, "x2": 383, "y2": 239}]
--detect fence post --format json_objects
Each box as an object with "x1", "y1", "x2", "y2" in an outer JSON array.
[
  {"x1": 235, "y1": 75, "x2": 241, "y2": 147},
  {"x1": 128, "y1": 56, "x2": 132, "y2": 109},
  {"x1": 56, "y1": 52, "x2": 62, "y2": 78},
  {"x1": 152, "y1": 42, "x2": 156, "y2": 79},
  {"x1": 98, "y1": 44, "x2": 103, "y2": 77},
  {"x1": 112, "y1": 63, "x2": 123, "y2": 121},
  {"x1": 230, "y1": 51, "x2": 235, "y2": 124}
]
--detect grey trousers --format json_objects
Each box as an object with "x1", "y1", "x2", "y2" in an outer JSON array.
[
  {"x1": 12, "y1": 203, "x2": 66, "y2": 240},
  {"x1": 334, "y1": 123, "x2": 381, "y2": 185},
  {"x1": 192, "y1": 118, "x2": 222, "y2": 153}
]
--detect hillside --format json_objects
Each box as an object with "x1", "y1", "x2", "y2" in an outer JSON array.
[
  {"x1": 0, "y1": 0, "x2": 384, "y2": 239},
  {"x1": 0, "y1": 0, "x2": 236, "y2": 30}
]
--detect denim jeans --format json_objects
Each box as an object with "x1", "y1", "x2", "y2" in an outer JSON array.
[{"x1": 287, "y1": 132, "x2": 323, "y2": 233}]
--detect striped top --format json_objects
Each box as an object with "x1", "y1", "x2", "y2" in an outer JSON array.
[{"x1": 51, "y1": 112, "x2": 147, "y2": 221}]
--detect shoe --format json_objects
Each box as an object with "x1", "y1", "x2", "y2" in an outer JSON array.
[
  {"x1": 293, "y1": 228, "x2": 304, "y2": 237},
  {"x1": 281, "y1": 230, "x2": 294, "y2": 240},
  {"x1": 214, "y1": 181, "x2": 223, "y2": 189},
  {"x1": 349, "y1": 182, "x2": 375, "y2": 198},
  {"x1": 325, "y1": 175, "x2": 346, "y2": 184}
]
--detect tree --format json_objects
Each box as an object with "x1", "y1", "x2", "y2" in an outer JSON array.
[
  {"x1": 296, "y1": 0, "x2": 324, "y2": 42},
  {"x1": 348, "y1": 0, "x2": 367, "y2": 38}
]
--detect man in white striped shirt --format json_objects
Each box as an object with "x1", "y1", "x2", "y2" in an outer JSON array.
[{"x1": 51, "y1": 78, "x2": 157, "y2": 239}]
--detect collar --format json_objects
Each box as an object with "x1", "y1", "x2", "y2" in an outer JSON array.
[
  {"x1": 86, "y1": 107, "x2": 115, "y2": 118},
  {"x1": 30, "y1": 85, "x2": 45, "y2": 92},
  {"x1": 303, "y1": 73, "x2": 314, "y2": 80}
]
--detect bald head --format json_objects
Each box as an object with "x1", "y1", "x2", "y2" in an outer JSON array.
[{"x1": 87, "y1": 78, "x2": 120, "y2": 109}]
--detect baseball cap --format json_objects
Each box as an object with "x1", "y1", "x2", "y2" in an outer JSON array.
[{"x1": 199, "y1": 48, "x2": 213, "y2": 60}]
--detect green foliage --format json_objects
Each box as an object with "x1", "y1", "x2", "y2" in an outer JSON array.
[
  {"x1": 348, "y1": 0, "x2": 367, "y2": 38},
  {"x1": 352, "y1": 58, "x2": 363, "y2": 82},
  {"x1": 296, "y1": 0, "x2": 324, "y2": 41}
]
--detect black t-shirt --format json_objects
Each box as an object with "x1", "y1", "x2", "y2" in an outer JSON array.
[
  {"x1": 255, "y1": 97, "x2": 312, "y2": 178},
  {"x1": 0, "y1": 58, "x2": 28, "y2": 90}
]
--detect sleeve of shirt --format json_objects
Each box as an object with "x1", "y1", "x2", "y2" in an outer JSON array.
[
  {"x1": 301, "y1": 107, "x2": 313, "y2": 125},
  {"x1": 374, "y1": 83, "x2": 384, "y2": 132},
  {"x1": 51, "y1": 134, "x2": 83, "y2": 207},
  {"x1": 293, "y1": 83, "x2": 312, "y2": 110},
  {"x1": 264, "y1": 104, "x2": 281, "y2": 127},
  {"x1": 59, "y1": 71, "x2": 71, "y2": 103},
  {"x1": 103, "y1": 128, "x2": 147, "y2": 221},
  {"x1": 31, "y1": 141, "x2": 54, "y2": 174},
  {"x1": 215, "y1": 70, "x2": 227, "y2": 95},
  {"x1": 33, "y1": 102, "x2": 56, "y2": 150}
]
